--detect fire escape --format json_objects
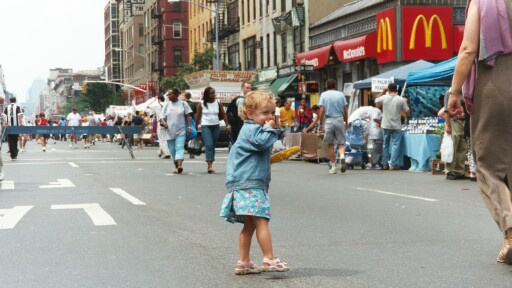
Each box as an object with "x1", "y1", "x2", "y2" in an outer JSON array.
[
  {"x1": 206, "y1": 0, "x2": 239, "y2": 67},
  {"x1": 151, "y1": 4, "x2": 164, "y2": 75}
]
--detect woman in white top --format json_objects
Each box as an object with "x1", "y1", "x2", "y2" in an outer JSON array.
[{"x1": 196, "y1": 86, "x2": 230, "y2": 173}]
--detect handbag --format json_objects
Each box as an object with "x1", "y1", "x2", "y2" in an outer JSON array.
[
  {"x1": 183, "y1": 101, "x2": 197, "y2": 141},
  {"x1": 187, "y1": 138, "x2": 203, "y2": 156}
]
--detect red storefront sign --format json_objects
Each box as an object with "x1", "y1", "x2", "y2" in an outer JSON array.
[
  {"x1": 333, "y1": 33, "x2": 377, "y2": 62},
  {"x1": 402, "y1": 6, "x2": 453, "y2": 61},
  {"x1": 376, "y1": 8, "x2": 396, "y2": 64},
  {"x1": 296, "y1": 45, "x2": 332, "y2": 69},
  {"x1": 453, "y1": 25, "x2": 464, "y2": 53}
]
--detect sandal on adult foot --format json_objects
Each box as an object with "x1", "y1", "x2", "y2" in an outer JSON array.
[
  {"x1": 234, "y1": 261, "x2": 261, "y2": 275},
  {"x1": 261, "y1": 257, "x2": 289, "y2": 272},
  {"x1": 208, "y1": 168, "x2": 215, "y2": 174},
  {"x1": 172, "y1": 168, "x2": 179, "y2": 174},
  {"x1": 177, "y1": 167, "x2": 183, "y2": 174}
]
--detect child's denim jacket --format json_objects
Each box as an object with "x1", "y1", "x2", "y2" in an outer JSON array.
[{"x1": 225, "y1": 120, "x2": 283, "y2": 192}]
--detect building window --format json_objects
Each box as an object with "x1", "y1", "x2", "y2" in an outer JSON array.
[
  {"x1": 172, "y1": 2, "x2": 181, "y2": 11},
  {"x1": 272, "y1": 0, "x2": 276, "y2": 11},
  {"x1": 228, "y1": 43, "x2": 240, "y2": 70},
  {"x1": 241, "y1": 0, "x2": 244, "y2": 25},
  {"x1": 244, "y1": 36, "x2": 256, "y2": 71},
  {"x1": 259, "y1": 0, "x2": 262, "y2": 18},
  {"x1": 266, "y1": 34, "x2": 270, "y2": 67},
  {"x1": 293, "y1": 27, "x2": 304, "y2": 53},
  {"x1": 260, "y1": 36, "x2": 264, "y2": 68},
  {"x1": 173, "y1": 21, "x2": 182, "y2": 38},
  {"x1": 247, "y1": 0, "x2": 250, "y2": 23},
  {"x1": 228, "y1": 1, "x2": 239, "y2": 27},
  {"x1": 174, "y1": 48, "x2": 183, "y2": 66},
  {"x1": 273, "y1": 32, "x2": 277, "y2": 66},
  {"x1": 281, "y1": 0, "x2": 286, "y2": 13},
  {"x1": 253, "y1": 0, "x2": 257, "y2": 21},
  {"x1": 139, "y1": 24, "x2": 144, "y2": 37},
  {"x1": 281, "y1": 32, "x2": 287, "y2": 64}
]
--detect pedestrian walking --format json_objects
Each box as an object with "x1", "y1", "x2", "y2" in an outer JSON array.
[
  {"x1": 0, "y1": 90, "x2": 6, "y2": 180},
  {"x1": 4, "y1": 96, "x2": 22, "y2": 160},
  {"x1": 318, "y1": 79, "x2": 348, "y2": 174},
  {"x1": 159, "y1": 88, "x2": 192, "y2": 174},
  {"x1": 66, "y1": 108, "x2": 82, "y2": 149},
  {"x1": 58, "y1": 117, "x2": 67, "y2": 141},
  {"x1": 145, "y1": 95, "x2": 171, "y2": 159},
  {"x1": 38, "y1": 112, "x2": 49, "y2": 152},
  {"x1": 195, "y1": 87, "x2": 230, "y2": 173},
  {"x1": 448, "y1": 0, "x2": 512, "y2": 264},
  {"x1": 220, "y1": 90, "x2": 288, "y2": 275}
]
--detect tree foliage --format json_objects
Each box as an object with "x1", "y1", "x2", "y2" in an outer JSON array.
[
  {"x1": 62, "y1": 83, "x2": 124, "y2": 115},
  {"x1": 160, "y1": 47, "x2": 233, "y2": 92}
]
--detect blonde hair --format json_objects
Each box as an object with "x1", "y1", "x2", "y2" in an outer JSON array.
[{"x1": 242, "y1": 90, "x2": 275, "y2": 120}]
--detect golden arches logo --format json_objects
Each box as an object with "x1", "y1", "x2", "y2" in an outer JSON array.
[
  {"x1": 377, "y1": 17, "x2": 393, "y2": 53},
  {"x1": 409, "y1": 14, "x2": 447, "y2": 50}
]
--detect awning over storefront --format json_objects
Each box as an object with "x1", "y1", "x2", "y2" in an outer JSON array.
[
  {"x1": 270, "y1": 74, "x2": 298, "y2": 97},
  {"x1": 353, "y1": 60, "x2": 433, "y2": 89},
  {"x1": 295, "y1": 45, "x2": 332, "y2": 69},
  {"x1": 277, "y1": 74, "x2": 299, "y2": 97},
  {"x1": 253, "y1": 80, "x2": 274, "y2": 89},
  {"x1": 333, "y1": 32, "x2": 377, "y2": 62}
]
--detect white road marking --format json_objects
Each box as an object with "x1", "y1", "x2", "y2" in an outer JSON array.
[
  {"x1": 355, "y1": 187, "x2": 439, "y2": 202},
  {"x1": 1, "y1": 180, "x2": 14, "y2": 190},
  {"x1": 0, "y1": 206, "x2": 33, "y2": 229},
  {"x1": 39, "y1": 179, "x2": 76, "y2": 189},
  {"x1": 51, "y1": 203, "x2": 116, "y2": 226},
  {"x1": 68, "y1": 162, "x2": 79, "y2": 168},
  {"x1": 109, "y1": 188, "x2": 146, "y2": 205}
]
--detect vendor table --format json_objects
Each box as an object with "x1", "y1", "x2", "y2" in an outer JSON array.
[
  {"x1": 300, "y1": 133, "x2": 329, "y2": 162},
  {"x1": 400, "y1": 133, "x2": 441, "y2": 171}
]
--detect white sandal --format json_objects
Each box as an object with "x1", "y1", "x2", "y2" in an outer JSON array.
[
  {"x1": 235, "y1": 261, "x2": 261, "y2": 275},
  {"x1": 260, "y1": 257, "x2": 289, "y2": 272}
]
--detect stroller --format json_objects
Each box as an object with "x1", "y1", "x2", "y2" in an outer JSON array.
[{"x1": 345, "y1": 119, "x2": 369, "y2": 169}]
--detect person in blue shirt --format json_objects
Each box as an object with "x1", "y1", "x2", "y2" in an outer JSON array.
[{"x1": 220, "y1": 90, "x2": 288, "y2": 275}]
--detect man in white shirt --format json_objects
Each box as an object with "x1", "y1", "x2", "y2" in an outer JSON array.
[
  {"x1": 66, "y1": 108, "x2": 82, "y2": 149},
  {"x1": 145, "y1": 95, "x2": 170, "y2": 158}
]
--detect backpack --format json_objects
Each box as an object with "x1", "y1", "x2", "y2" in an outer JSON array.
[{"x1": 226, "y1": 96, "x2": 244, "y2": 127}]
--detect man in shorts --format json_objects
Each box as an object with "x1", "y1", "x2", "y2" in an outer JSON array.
[
  {"x1": 318, "y1": 79, "x2": 348, "y2": 174},
  {"x1": 66, "y1": 108, "x2": 82, "y2": 149}
]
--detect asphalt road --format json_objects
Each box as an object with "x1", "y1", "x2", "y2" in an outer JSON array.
[{"x1": 0, "y1": 139, "x2": 510, "y2": 288}]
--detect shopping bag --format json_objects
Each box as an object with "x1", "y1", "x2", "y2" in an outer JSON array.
[
  {"x1": 187, "y1": 138, "x2": 203, "y2": 156},
  {"x1": 185, "y1": 117, "x2": 197, "y2": 141},
  {"x1": 440, "y1": 132, "x2": 454, "y2": 163}
]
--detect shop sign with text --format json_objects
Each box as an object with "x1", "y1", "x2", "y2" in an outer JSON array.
[
  {"x1": 402, "y1": 6, "x2": 453, "y2": 61},
  {"x1": 376, "y1": 8, "x2": 396, "y2": 64}
]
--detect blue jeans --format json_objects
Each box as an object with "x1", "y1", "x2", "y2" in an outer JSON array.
[
  {"x1": 201, "y1": 125, "x2": 220, "y2": 162},
  {"x1": 167, "y1": 135, "x2": 186, "y2": 161},
  {"x1": 382, "y1": 129, "x2": 402, "y2": 167}
]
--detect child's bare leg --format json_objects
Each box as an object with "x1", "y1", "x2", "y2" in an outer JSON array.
[
  {"x1": 253, "y1": 217, "x2": 274, "y2": 260},
  {"x1": 240, "y1": 216, "x2": 256, "y2": 262}
]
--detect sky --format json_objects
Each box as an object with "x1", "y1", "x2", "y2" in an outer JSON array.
[{"x1": 0, "y1": 0, "x2": 107, "y2": 102}]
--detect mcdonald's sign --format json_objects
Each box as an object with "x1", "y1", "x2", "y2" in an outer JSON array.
[
  {"x1": 402, "y1": 6, "x2": 453, "y2": 61},
  {"x1": 376, "y1": 8, "x2": 396, "y2": 64}
]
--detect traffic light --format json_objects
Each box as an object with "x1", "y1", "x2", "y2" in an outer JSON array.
[
  {"x1": 305, "y1": 81, "x2": 319, "y2": 93},
  {"x1": 81, "y1": 84, "x2": 87, "y2": 94}
]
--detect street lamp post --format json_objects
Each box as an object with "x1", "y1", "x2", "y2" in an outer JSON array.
[
  {"x1": 168, "y1": 0, "x2": 220, "y2": 70},
  {"x1": 113, "y1": 47, "x2": 149, "y2": 102}
]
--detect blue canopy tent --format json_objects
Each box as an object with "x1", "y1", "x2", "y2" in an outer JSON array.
[
  {"x1": 403, "y1": 57, "x2": 457, "y2": 118},
  {"x1": 353, "y1": 60, "x2": 434, "y2": 89}
]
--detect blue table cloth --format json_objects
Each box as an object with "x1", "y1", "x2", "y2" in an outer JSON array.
[{"x1": 400, "y1": 133, "x2": 441, "y2": 171}]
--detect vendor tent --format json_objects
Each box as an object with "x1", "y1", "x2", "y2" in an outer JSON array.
[
  {"x1": 403, "y1": 57, "x2": 457, "y2": 118},
  {"x1": 353, "y1": 60, "x2": 433, "y2": 89}
]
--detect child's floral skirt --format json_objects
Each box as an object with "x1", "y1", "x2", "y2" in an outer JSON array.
[{"x1": 220, "y1": 188, "x2": 271, "y2": 224}]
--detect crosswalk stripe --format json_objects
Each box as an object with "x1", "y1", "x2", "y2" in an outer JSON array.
[
  {"x1": 109, "y1": 188, "x2": 146, "y2": 205},
  {"x1": 1, "y1": 181, "x2": 14, "y2": 190}
]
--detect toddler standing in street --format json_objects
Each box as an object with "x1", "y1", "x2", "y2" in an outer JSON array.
[{"x1": 220, "y1": 90, "x2": 289, "y2": 275}]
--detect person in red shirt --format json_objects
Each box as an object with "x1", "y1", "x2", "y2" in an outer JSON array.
[
  {"x1": 295, "y1": 99, "x2": 312, "y2": 132},
  {"x1": 38, "y1": 112, "x2": 49, "y2": 152}
]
